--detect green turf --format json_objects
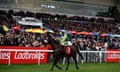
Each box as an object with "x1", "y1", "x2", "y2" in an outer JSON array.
[{"x1": 0, "y1": 63, "x2": 120, "y2": 72}]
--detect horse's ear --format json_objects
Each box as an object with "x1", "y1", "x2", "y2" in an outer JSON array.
[
  {"x1": 47, "y1": 32, "x2": 53, "y2": 39},
  {"x1": 47, "y1": 32, "x2": 49, "y2": 35}
]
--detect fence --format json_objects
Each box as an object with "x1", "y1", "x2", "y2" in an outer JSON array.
[
  {"x1": 0, "y1": 46, "x2": 53, "y2": 65},
  {"x1": 0, "y1": 48, "x2": 120, "y2": 65},
  {"x1": 63, "y1": 50, "x2": 120, "y2": 64}
]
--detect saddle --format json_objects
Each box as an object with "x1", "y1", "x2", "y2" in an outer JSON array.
[{"x1": 64, "y1": 46, "x2": 71, "y2": 55}]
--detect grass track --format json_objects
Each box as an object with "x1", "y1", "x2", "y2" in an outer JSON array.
[{"x1": 0, "y1": 63, "x2": 120, "y2": 72}]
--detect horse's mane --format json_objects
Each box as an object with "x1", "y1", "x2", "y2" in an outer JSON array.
[
  {"x1": 47, "y1": 34, "x2": 62, "y2": 50},
  {"x1": 48, "y1": 36, "x2": 59, "y2": 45}
]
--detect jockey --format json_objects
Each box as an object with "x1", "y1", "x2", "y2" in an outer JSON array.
[{"x1": 59, "y1": 30, "x2": 72, "y2": 46}]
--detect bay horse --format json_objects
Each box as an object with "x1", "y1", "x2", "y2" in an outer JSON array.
[{"x1": 46, "y1": 33, "x2": 84, "y2": 71}]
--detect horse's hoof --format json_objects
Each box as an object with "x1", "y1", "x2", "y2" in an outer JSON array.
[
  {"x1": 59, "y1": 68, "x2": 62, "y2": 70},
  {"x1": 65, "y1": 68, "x2": 68, "y2": 71},
  {"x1": 66, "y1": 70, "x2": 68, "y2": 72},
  {"x1": 50, "y1": 69, "x2": 54, "y2": 72},
  {"x1": 76, "y1": 67, "x2": 79, "y2": 69},
  {"x1": 81, "y1": 60, "x2": 84, "y2": 64},
  {"x1": 50, "y1": 70, "x2": 53, "y2": 72},
  {"x1": 66, "y1": 69, "x2": 68, "y2": 71}
]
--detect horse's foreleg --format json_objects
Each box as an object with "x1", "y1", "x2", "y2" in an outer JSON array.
[
  {"x1": 51, "y1": 56, "x2": 62, "y2": 71},
  {"x1": 55, "y1": 56, "x2": 62, "y2": 70},
  {"x1": 66, "y1": 55, "x2": 70, "y2": 71},
  {"x1": 72, "y1": 54, "x2": 79, "y2": 69},
  {"x1": 50, "y1": 61, "x2": 55, "y2": 71},
  {"x1": 55, "y1": 64, "x2": 62, "y2": 70},
  {"x1": 51, "y1": 56, "x2": 57, "y2": 71}
]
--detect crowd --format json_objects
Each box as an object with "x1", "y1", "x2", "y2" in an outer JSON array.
[
  {"x1": 0, "y1": 30, "x2": 46, "y2": 47},
  {"x1": 0, "y1": 10, "x2": 120, "y2": 50},
  {"x1": 43, "y1": 16, "x2": 119, "y2": 34}
]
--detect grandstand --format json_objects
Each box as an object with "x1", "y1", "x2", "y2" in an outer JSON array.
[{"x1": 0, "y1": 0, "x2": 120, "y2": 72}]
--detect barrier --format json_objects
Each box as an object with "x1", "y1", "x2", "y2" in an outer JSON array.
[
  {"x1": 0, "y1": 46, "x2": 120, "y2": 65},
  {"x1": 0, "y1": 49, "x2": 53, "y2": 65},
  {"x1": 64, "y1": 50, "x2": 120, "y2": 64},
  {"x1": 0, "y1": 46, "x2": 53, "y2": 65},
  {"x1": 106, "y1": 49, "x2": 120, "y2": 62}
]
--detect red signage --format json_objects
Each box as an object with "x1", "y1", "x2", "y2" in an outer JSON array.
[
  {"x1": 106, "y1": 49, "x2": 120, "y2": 62},
  {"x1": 0, "y1": 46, "x2": 48, "y2": 64}
]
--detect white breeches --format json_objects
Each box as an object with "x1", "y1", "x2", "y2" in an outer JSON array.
[{"x1": 61, "y1": 41, "x2": 72, "y2": 46}]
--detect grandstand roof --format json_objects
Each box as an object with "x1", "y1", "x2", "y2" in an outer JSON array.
[{"x1": 0, "y1": 0, "x2": 110, "y2": 16}]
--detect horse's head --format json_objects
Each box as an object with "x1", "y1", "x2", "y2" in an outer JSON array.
[
  {"x1": 46, "y1": 32, "x2": 56, "y2": 43},
  {"x1": 42, "y1": 38, "x2": 52, "y2": 50},
  {"x1": 46, "y1": 32, "x2": 62, "y2": 50}
]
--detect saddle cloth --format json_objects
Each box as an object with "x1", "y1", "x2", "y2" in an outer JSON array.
[{"x1": 64, "y1": 46, "x2": 71, "y2": 55}]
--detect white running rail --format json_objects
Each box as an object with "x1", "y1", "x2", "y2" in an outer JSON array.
[{"x1": 0, "y1": 49, "x2": 120, "y2": 65}]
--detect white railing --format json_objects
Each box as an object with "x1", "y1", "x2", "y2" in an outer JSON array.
[
  {"x1": 0, "y1": 49, "x2": 53, "y2": 66},
  {"x1": 0, "y1": 49, "x2": 54, "y2": 52},
  {"x1": 0, "y1": 49, "x2": 120, "y2": 65}
]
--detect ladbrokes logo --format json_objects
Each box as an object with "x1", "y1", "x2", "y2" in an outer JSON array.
[
  {"x1": 108, "y1": 53, "x2": 120, "y2": 59},
  {"x1": 0, "y1": 52, "x2": 9, "y2": 59},
  {"x1": 14, "y1": 52, "x2": 45, "y2": 60}
]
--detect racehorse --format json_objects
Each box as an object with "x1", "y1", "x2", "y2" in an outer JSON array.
[{"x1": 46, "y1": 33, "x2": 84, "y2": 71}]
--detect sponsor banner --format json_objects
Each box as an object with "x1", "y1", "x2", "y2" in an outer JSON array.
[
  {"x1": 0, "y1": 51, "x2": 9, "y2": 64},
  {"x1": 0, "y1": 46, "x2": 48, "y2": 64},
  {"x1": 106, "y1": 49, "x2": 120, "y2": 62}
]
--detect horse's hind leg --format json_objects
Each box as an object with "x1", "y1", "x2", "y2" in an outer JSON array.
[
  {"x1": 72, "y1": 54, "x2": 79, "y2": 69},
  {"x1": 77, "y1": 51, "x2": 84, "y2": 60},
  {"x1": 66, "y1": 56, "x2": 70, "y2": 71},
  {"x1": 76, "y1": 48, "x2": 84, "y2": 60}
]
